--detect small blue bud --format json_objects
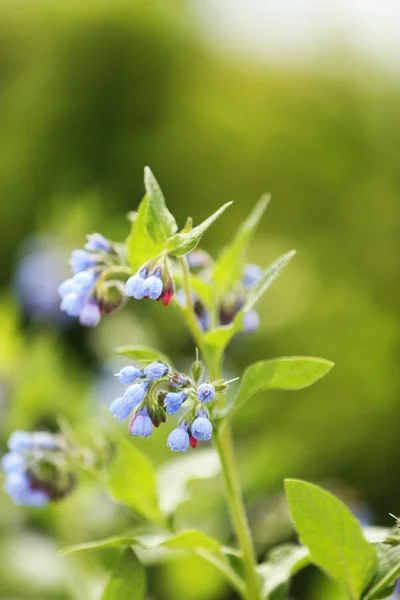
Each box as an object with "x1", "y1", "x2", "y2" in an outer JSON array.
[
  {"x1": 197, "y1": 383, "x2": 215, "y2": 403},
  {"x1": 142, "y1": 275, "x2": 163, "y2": 300},
  {"x1": 118, "y1": 366, "x2": 144, "y2": 385},
  {"x1": 58, "y1": 278, "x2": 78, "y2": 298},
  {"x1": 129, "y1": 409, "x2": 153, "y2": 438},
  {"x1": 4, "y1": 472, "x2": 30, "y2": 504},
  {"x1": 1, "y1": 452, "x2": 25, "y2": 474},
  {"x1": 31, "y1": 432, "x2": 60, "y2": 450},
  {"x1": 79, "y1": 300, "x2": 101, "y2": 327},
  {"x1": 167, "y1": 424, "x2": 189, "y2": 453},
  {"x1": 198, "y1": 312, "x2": 210, "y2": 331},
  {"x1": 70, "y1": 249, "x2": 96, "y2": 274},
  {"x1": 60, "y1": 292, "x2": 86, "y2": 317},
  {"x1": 126, "y1": 274, "x2": 145, "y2": 299},
  {"x1": 123, "y1": 381, "x2": 148, "y2": 406},
  {"x1": 73, "y1": 271, "x2": 97, "y2": 294},
  {"x1": 243, "y1": 309, "x2": 260, "y2": 334},
  {"x1": 8, "y1": 431, "x2": 32, "y2": 452},
  {"x1": 109, "y1": 396, "x2": 133, "y2": 421},
  {"x1": 191, "y1": 412, "x2": 213, "y2": 441},
  {"x1": 85, "y1": 233, "x2": 111, "y2": 253},
  {"x1": 164, "y1": 391, "x2": 188, "y2": 415},
  {"x1": 24, "y1": 488, "x2": 50, "y2": 507},
  {"x1": 144, "y1": 362, "x2": 168, "y2": 380},
  {"x1": 242, "y1": 264, "x2": 262, "y2": 288}
]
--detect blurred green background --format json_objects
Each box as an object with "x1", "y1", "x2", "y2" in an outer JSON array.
[{"x1": 1, "y1": 0, "x2": 399, "y2": 598}]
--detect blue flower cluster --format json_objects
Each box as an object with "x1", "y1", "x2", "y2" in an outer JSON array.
[
  {"x1": 109, "y1": 359, "x2": 218, "y2": 453},
  {"x1": 1, "y1": 431, "x2": 75, "y2": 507},
  {"x1": 126, "y1": 261, "x2": 174, "y2": 306},
  {"x1": 58, "y1": 233, "x2": 125, "y2": 327}
]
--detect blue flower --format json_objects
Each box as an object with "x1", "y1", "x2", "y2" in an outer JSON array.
[
  {"x1": 58, "y1": 278, "x2": 78, "y2": 298},
  {"x1": 142, "y1": 275, "x2": 163, "y2": 300},
  {"x1": 117, "y1": 366, "x2": 144, "y2": 385},
  {"x1": 1, "y1": 452, "x2": 25, "y2": 473},
  {"x1": 164, "y1": 391, "x2": 187, "y2": 414},
  {"x1": 126, "y1": 274, "x2": 146, "y2": 299},
  {"x1": 243, "y1": 309, "x2": 260, "y2": 334},
  {"x1": 167, "y1": 424, "x2": 189, "y2": 452},
  {"x1": 70, "y1": 249, "x2": 96, "y2": 274},
  {"x1": 79, "y1": 300, "x2": 101, "y2": 327},
  {"x1": 144, "y1": 362, "x2": 168, "y2": 380},
  {"x1": 191, "y1": 412, "x2": 213, "y2": 441},
  {"x1": 73, "y1": 271, "x2": 97, "y2": 294},
  {"x1": 3, "y1": 472, "x2": 49, "y2": 507},
  {"x1": 109, "y1": 396, "x2": 133, "y2": 421},
  {"x1": 242, "y1": 264, "x2": 262, "y2": 288},
  {"x1": 197, "y1": 383, "x2": 215, "y2": 403},
  {"x1": 123, "y1": 381, "x2": 148, "y2": 406},
  {"x1": 8, "y1": 431, "x2": 32, "y2": 452},
  {"x1": 85, "y1": 233, "x2": 111, "y2": 253},
  {"x1": 129, "y1": 409, "x2": 153, "y2": 438},
  {"x1": 31, "y1": 432, "x2": 60, "y2": 450},
  {"x1": 60, "y1": 292, "x2": 86, "y2": 317}
]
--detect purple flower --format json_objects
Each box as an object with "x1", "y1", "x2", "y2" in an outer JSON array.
[
  {"x1": 142, "y1": 275, "x2": 163, "y2": 300},
  {"x1": 60, "y1": 292, "x2": 86, "y2": 317},
  {"x1": 191, "y1": 411, "x2": 213, "y2": 441},
  {"x1": 117, "y1": 366, "x2": 144, "y2": 385},
  {"x1": 109, "y1": 396, "x2": 133, "y2": 421},
  {"x1": 58, "y1": 278, "x2": 78, "y2": 298},
  {"x1": 126, "y1": 274, "x2": 145, "y2": 299},
  {"x1": 85, "y1": 233, "x2": 111, "y2": 253},
  {"x1": 73, "y1": 271, "x2": 97, "y2": 294},
  {"x1": 1, "y1": 453, "x2": 25, "y2": 473},
  {"x1": 243, "y1": 310, "x2": 260, "y2": 334},
  {"x1": 79, "y1": 300, "x2": 101, "y2": 327},
  {"x1": 123, "y1": 381, "x2": 149, "y2": 406},
  {"x1": 144, "y1": 362, "x2": 168, "y2": 380},
  {"x1": 167, "y1": 424, "x2": 189, "y2": 453},
  {"x1": 8, "y1": 431, "x2": 32, "y2": 452},
  {"x1": 4, "y1": 472, "x2": 49, "y2": 507},
  {"x1": 164, "y1": 391, "x2": 187, "y2": 415},
  {"x1": 70, "y1": 249, "x2": 96, "y2": 274},
  {"x1": 242, "y1": 264, "x2": 262, "y2": 288},
  {"x1": 129, "y1": 409, "x2": 153, "y2": 438},
  {"x1": 197, "y1": 383, "x2": 215, "y2": 403}
]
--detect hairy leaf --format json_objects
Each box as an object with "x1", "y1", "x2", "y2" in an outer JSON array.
[
  {"x1": 144, "y1": 167, "x2": 177, "y2": 239},
  {"x1": 285, "y1": 479, "x2": 377, "y2": 600},
  {"x1": 257, "y1": 544, "x2": 310, "y2": 599},
  {"x1": 102, "y1": 548, "x2": 145, "y2": 600},
  {"x1": 115, "y1": 345, "x2": 172, "y2": 365},
  {"x1": 127, "y1": 195, "x2": 165, "y2": 271},
  {"x1": 363, "y1": 543, "x2": 400, "y2": 600}
]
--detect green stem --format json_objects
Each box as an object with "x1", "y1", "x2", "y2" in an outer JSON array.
[{"x1": 179, "y1": 256, "x2": 261, "y2": 600}]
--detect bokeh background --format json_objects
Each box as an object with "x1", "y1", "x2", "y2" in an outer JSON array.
[{"x1": 1, "y1": 1, "x2": 399, "y2": 598}]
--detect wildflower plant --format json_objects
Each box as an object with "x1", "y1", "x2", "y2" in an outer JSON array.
[{"x1": 3, "y1": 168, "x2": 398, "y2": 599}]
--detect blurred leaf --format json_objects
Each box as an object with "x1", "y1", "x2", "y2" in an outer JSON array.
[
  {"x1": 127, "y1": 195, "x2": 165, "y2": 271},
  {"x1": 107, "y1": 434, "x2": 163, "y2": 525},
  {"x1": 102, "y1": 547, "x2": 145, "y2": 600},
  {"x1": 257, "y1": 544, "x2": 310, "y2": 599},
  {"x1": 174, "y1": 272, "x2": 215, "y2": 311},
  {"x1": 363, "y1": 544, "x2": 400, "y2": 600},
  {"x1": 203, "y1": 314, "x2": 245, "y2": 366},
  {"x1": 244, "y1": 250, "x2": 296, "y2": 312},
  {"x1": 157, "y1": 448, "x2": 220, "y2": 515},
  {"x1": 285, "y1": 479, "x2": 377, "y2": 600},
  {"x1": 62, "y1": 535, "x2": 140, "y2": 556},
  {"x1": 167, "y1": 202, "x2": 233, "y2": 256},
  {"x1": 144, "y1": 166, "x2": 177, "y2": 239},
  {"x1": 159, "y1": 531, "x2": 221, "y2": 553},
  {"x1": 115, "y1": 344, "x2": 172, "y2": 365},
  {"x1": 213, "y1": 195, "x2": 270, "y2": 297},
  {"x1": 229, "y1": 356, "x2": 334, "y2": 415}
]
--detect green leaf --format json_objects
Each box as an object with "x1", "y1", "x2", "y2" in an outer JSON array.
[
  {"x1": 115, "y1": 345, "x2": 172, "y2": 365},
  {"x1": 213, "y1": 195, "x2": 270, "y2": 297},
  {"x1": 244, "y1": 250, "x2": 296, "y2": 312},
  {"x1": 127, "y1": 195, "x2": 166, "y2": 271},
  {"x1": 285, "y1": 479, "x2": 377, "y2": 600},
  {"x1": 159, "y1": 531, "x2": 221, "y2": 553},
  {"x1": 174, "y1": 272, "x2": 215, "y2": 311},
  {"x1": 203, "y1": 315, "x2": 244, "y2": 366},
  {"x1": 61, "y1": 535, "x2": 139, "y2": 556},
  {"x1": 102, "y1": 547, "x2": 145, "y2": 600},
  {"x1": 144, "y1": 167, "x2": 177, "y2": 239},
  {"x1": 363, "y1": 543, "x2": 400, "y2": 600},
  {"x1": 167, "y1": 202, "x2": 233, "y2": 256},
  {"x1": 230, "y1": 356, "x2": 334, "y2": 414},
  {"x1": 107, "y1": 434, "x2": 163, "y2": 525},
  {"x1": 257, "y1": 544, "x2": 311, "y2": 599}
]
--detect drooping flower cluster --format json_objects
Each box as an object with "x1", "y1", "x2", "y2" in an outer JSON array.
[
  {"x1": 58, "y1": 233, "x2": 126, "y2": 326},
  {"x1": 125, "y1": 259, "x2": 174, "y2": 306},
  {"x1": 1, "y1": 431, "x2": 76, "y2": 507},
  {"x1": 109, "y1": 358, "x2": 225, "y2": 453}
]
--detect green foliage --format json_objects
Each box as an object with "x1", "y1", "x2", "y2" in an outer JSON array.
[
  {"x1": 115, "y1": 344, "x2": 172, "y2": 365},
  {"x1": 212, "y1": 195, "x2": 270, "y2": 297},
  {"x1": 257, "y1": 544, "x2": 310, "y2": 599},
  {"x1": 363, "y1": 544, "x2": 400, "y2": 600},
  {"x1": 144, "y1": 167, "x2": 178, "y2": 239},
  {"x1": 285, "y1": 479, "x2": 377, "y2": 599},
  {"x1": 102, "y1": 548, "x2": 145, "y2": 600},
  {"x1": 244, "y1": 250, "x2": 296, "y2": 312},
  {"x1": 127, "y1": 194, "x2": 165, "y2": 271}
]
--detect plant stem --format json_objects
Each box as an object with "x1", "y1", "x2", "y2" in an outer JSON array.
[{"x1": 179, "y1": 256, "x2": 261, "y2": 600}]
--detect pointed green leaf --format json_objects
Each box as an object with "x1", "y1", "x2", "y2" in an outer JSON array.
[
  {"x1": 213, "y1": 195, "x2": 270, "y2": 297},
  {"x1": 102, "y1": 548, "x2": 145, "y2": 600},
  {"x1": 285, "y1": 479, "x2": 377, "y2": 600},
  {"x1": 167, "y1": 202, "x2": 233, "y2": 256},
  {"x1": 244, "y1": 250, "x2": 296, "y2": 311},
  {"x1": 363, "y1": 544, "x2": 400, "y2": 600},
  {"x1": 127, "y1": 195, "x2": 165, "y2": 271},
  {"x1": 115, "y1": 345, "x2": 172, "y2": 366},
  {"x1": 159, "y1": 531, "x2": 221, "y2": 553},
  {"x1": 257, "y1": 544, "x2": 310, "y2": 599},
  {"x1": 231, "y1": 356, "x2": 334, "y2": 413},
  {"x1": 107, "y1": 434, "x2": 163, "y2": 525},
  {"x1": 61, "y1": 535, "x2": 139, "y2": 556},
  {"x1": 144, "y1": 167, "x2": 177, "y2": 239}
]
